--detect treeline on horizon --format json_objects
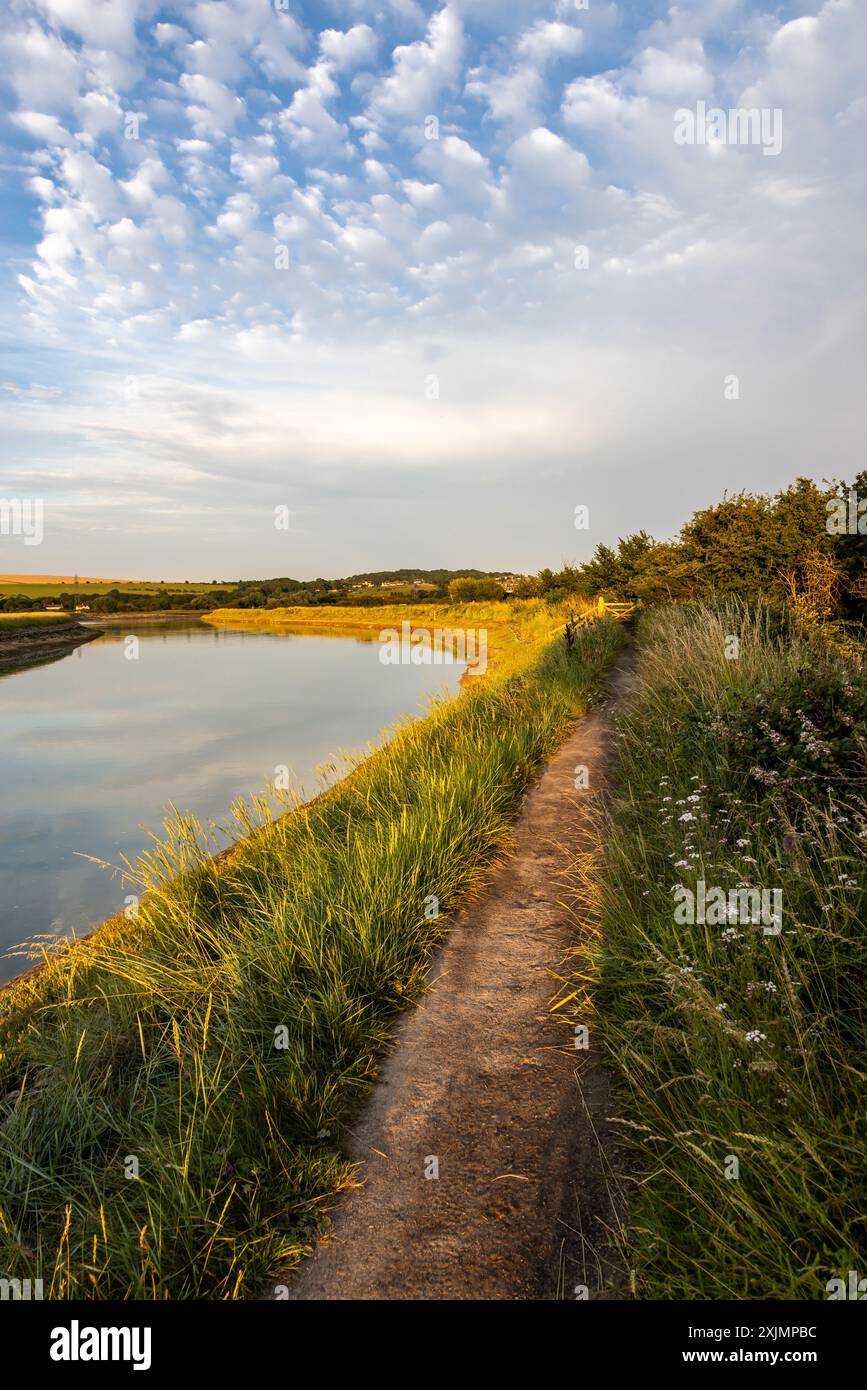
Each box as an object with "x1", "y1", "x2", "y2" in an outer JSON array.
[
  {"x1": 519, "y1": 472, "x2": 867, "y2": 625},
  {"x1": 0, "y1": 568, "x2": 501, "y2": 614},
  {"x1": 3, "y1": 474, "x2": 865, "y2": 621}
]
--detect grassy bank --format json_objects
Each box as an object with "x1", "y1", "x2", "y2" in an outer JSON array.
[
  {"x1": 595, "y1": 601, "x2": 866, "y2": 1299},
  {"x1": 0, "y1": 612, "x2": 74, "y2": 630},
  {"x1": 0, "y1": 602, "x2": 624, "y2": 1298}
]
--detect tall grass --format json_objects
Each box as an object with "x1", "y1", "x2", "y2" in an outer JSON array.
[
  {"x1": 595, "y1": 600, "x2": 866, "y2": 1299},
  {"x1": 0, "y1": 613, "x2": 74, "y2": 629},
  {"x1": 0, "y1": 604, "x2": 623, "y2": 1298}
]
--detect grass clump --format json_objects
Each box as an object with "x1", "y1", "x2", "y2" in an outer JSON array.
[
  {"x1": 0, "y1": 603, "x2": 624, "y2": 1298},
  {"x1": 596, "y1": 600, "x2": 866, "y2": 1299},
  {"x1": 0, "y1": 613, "x2": 74, "y2": 629}
]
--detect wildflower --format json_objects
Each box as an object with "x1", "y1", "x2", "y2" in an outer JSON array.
[
  {"x1": 750, "y1": 766, "x2": 780, "y2": 786},
  {"x1": 744, "y1": 1030, "x2": 767, "y2": 1044},
  {"x1": 679, "y1": 812, "x2": 697, "y2": 823}
]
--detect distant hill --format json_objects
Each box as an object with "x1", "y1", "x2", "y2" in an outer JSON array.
[
  {"x1": 343, "y1": 569, "x2": 497, "y2": 586},
  {"x1": 0, "y1": 569, "x2": 519, "y2": 615}
]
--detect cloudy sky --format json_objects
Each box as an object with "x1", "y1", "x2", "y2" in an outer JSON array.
[{"x1": 0, "y1": 0, "x2": 864, "y2": 580}]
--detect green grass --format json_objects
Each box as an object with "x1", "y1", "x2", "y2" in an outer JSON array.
[
  {"x1": 0, "y1": 604, "x2": 624, "y2": 1299},
  {"x1": 593, "y1": 600, "x2": 867, "y2": 1299}
]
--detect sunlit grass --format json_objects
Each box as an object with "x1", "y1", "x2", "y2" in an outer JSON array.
[
  {"x1": 0, "y1": 602, "x2": 624, "y2": 1298},
  {"x1": 0, "y1": 612, "x2": 74, "y2": 628}
]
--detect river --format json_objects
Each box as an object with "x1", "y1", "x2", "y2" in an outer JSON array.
[{"x1": 0, "y1": 618, "x2": 464, "y2": 983}]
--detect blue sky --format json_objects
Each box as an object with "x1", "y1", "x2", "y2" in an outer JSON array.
[{"x1": 0, "y1": 0, "x2": 864, "y2": 580}]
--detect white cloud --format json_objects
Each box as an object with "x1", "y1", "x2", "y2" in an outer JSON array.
[
  {"x1": 180, "y1": 73, "x2": 246, "y2": 138},
  {"x1": 516, "y1": 20, "x2": 584, "y2": 65},
  {"x1": 633, "y1": 40, "x2": 710, "y2": 98},
  {"x1": 368, "y1": 6, "x2": 463, "y2": 123},
  {"x1": 231, "y1": 139, "x2": 281, "y2": 190},
  {"x1": 11, "y1": 110, "x2": 74, "y2": 146},
  {"x1": 320, "y1": 25, "x2": 378, "y2": 71},
  {"x1": 562, "y1": 74, "x2": 640, "y2": 128},
  {"x1": 209, "y1": 192, "x2": 260, "y2": 240},
  {"x1": 278, "y1": 61, "x2": 350, "y2": 155},
  {"x1": 31, "y1": 0, "x2": 148, "y2": 54},
  {"x1": 2, "y1": 23, "x2": 82, "y2": 111},
  {"x1": 506, "y1": 127, "x2": 590, "y2": 190},
  {"x1": 75, "y1": 88, "x2": 123, "y2": 138}
]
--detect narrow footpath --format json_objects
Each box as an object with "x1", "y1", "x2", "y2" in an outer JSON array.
[{"x1": 289, "y1": 645, "x2": 637, "y2": 1301}]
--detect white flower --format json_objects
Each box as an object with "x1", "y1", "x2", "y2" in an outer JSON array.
[
  {"x1": 744, "y1": 1030, "x2": 767, "y2": 1044},
  {"x1": 679, "y1": 812, "x2": 697, "y2": 823}
]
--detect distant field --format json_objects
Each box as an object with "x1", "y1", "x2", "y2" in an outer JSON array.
[
  {"x1": 0, "y1": 578, "x2": 221, "y2": 598},
  {"x1": 0, "y1": 574, "x2": 119, "y2": 585}
]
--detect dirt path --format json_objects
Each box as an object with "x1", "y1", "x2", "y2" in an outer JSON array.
[{"x1": 288, "y1": 646, "x2": 637, "y2": 1301}]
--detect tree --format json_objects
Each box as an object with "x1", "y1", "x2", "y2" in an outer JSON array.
[
  {"x1": 580, "y1": 532, "x2": 656, "y2": 600},
  {"x1": 448, "y1": 576, "x2": 505, "y2": 601}
]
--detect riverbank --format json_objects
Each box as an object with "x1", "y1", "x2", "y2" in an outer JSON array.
[
  {"x1": 0, "y1": 601, "x2": 625, "y2": 1298},
  {"x1": 0, "y1": 615, "x2": 100, "y2": 670}
]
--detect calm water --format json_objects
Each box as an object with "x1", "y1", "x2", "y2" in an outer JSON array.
[{"x1": 0, "y1": 619, "x2": 464, "y2": 982}]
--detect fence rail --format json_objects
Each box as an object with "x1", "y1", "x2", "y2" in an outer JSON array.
[{"x1": 547, "y1": 597, "x2": 635, "y2": 638}]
